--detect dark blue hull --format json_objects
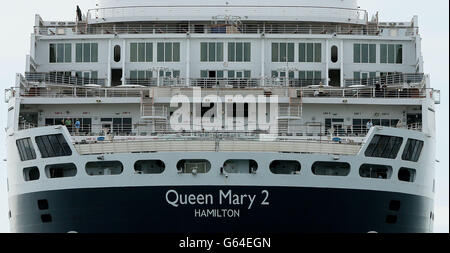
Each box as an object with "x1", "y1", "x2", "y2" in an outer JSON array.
[{"x1": 9, "y1": 186, "x2": 433, "y2": 233}]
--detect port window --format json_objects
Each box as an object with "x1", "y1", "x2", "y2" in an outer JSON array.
[
  {"x1": 23, "y1": 167, "x2": 40, "y2": 182},
  {"x1": 37, "y1": 199, "x2": 49, "y2": 210},
  {"x1": 365, "y1": 135, "x2": 403, "y2": 159},
  {"x1": 114, "y1": 45, "x2": 121, "y2": 62},
  {"x1": 299, "y1": 43, "x2": 321, "y2": 63},
  {"x1": 35, "y1": 134, "x2": 72, "y2": 158},
  {"x1": 16, "y1": 138, "x2": 37, "y2": 161},
  {"x1": 86, "y1": 161, "x2": 123, "y2": 176},
  {"x1": 353, "y1": 43, "x2": 376, "y2": 64},
  {"x1": 312, "y1": 162, "x2": 351, "y2": 177},
  {"x1": 177, "y1": 160, "x2": 211, "y2": 174},
  {"x1": 270, "y1": 160, "x2": 301, "y2": 175},
  {"x1": 223, "y1": 160, "x2": 258, "y2": 174},
  {"x1": 130, "y1": 42, "x2": 153, "y2": 62},
  {"x1": 49, "y1": 43, "x2": 71, "y2": 63},
  {"x1": 398, "y1": 168, "x2": 417, "y2": 183},
  {"x1": 360, "y1": 164, "x2": 393, "y2": 179},
  {"x1": 402, "y1": 139, "x2": 424, "y2": 162},
  {"x1": 45, "y1": 163, "x2": 77, "y2": 179},
  {"x1": 76, "y1": 43, "x2": 98, "y2": 63},
  {"x1": 134, "y1": 160, "x2": 166, "y2": 174},
  {"x1": 331, "y1": 46, "x2": 338, "y2": 63}
]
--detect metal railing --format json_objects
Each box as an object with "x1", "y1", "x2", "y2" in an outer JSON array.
[
  {"x1": 344, "y1": 73, "x2": 425, "y2": 87},
  {"x1": 25, "y1": 72, "x2": 106, "y2": 86}
]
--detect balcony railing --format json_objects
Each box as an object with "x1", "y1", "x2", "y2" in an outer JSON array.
[
  {"x1": 25, "y1": 72, "x2": 106, "y2": 86},
  {"x1": 344, "y1": 73, "x2": 425, "y2": 87}
]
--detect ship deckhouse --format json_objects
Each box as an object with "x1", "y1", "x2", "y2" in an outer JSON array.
[{"x1": 4, "y1": 0, "x2": 439, "y2": 233}]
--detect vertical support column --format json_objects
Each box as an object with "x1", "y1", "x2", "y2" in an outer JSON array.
[
  {"x1": 261, "y1": 36, "x2": 265, "y2": 86},
  {"x1": 186, "y1": 35, "x2": 191, "y2": 86},
  {"x1": 122, "y1": 39, "x2": 126, "y2": 85},
  {"x1": 340, "y1": 40, "x2": 344, "y2": 87},
  {"x1": 107, "y1": 40, "x2": 112, "y2": 87},
  {"x1": 325, "y1": 39, "x2": 329, "y2": 86}
]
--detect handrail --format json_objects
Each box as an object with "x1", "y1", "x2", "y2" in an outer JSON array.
[{"x1": 344, "y1": 73, "x2": 425, "y2": 87}]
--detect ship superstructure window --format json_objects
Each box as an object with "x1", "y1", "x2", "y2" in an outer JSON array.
[
  {"x1": 380, "y1": 44, "x2": 403, "y2": 64},
  {"x1": 49, "y1": 43, "x2": 72, "y2": 63},
  {"x1": 157, "y1": 42, "x2": 180, "y2": 62},
  {"x1": 353, "y1": 43, "x2": 376, "y2": 63},
  {"x1": 134, "y1": 160, "x2": 166, "y2": 174},
  {"x1": 86, "y1": 161, "x2": 124, "y2": 176},
  {"x1": 23, "y1": 167, "x2": 40, "y2": 182},
  {"x1": 130, "y1": 42, "x2": 153, "y2": 62},
  {"x1": 402, "y1": 139, "x2": 424, "y2": 162},
  {"x1": 105, "y1": 118, "x2": 132, "y2": 135},
  {"x1": 228, "y1": 42, "x2": 251, "y2": 62},
  {"x1": 299, "y1": 71, "x2": 322, "y2": 80},
  {"x1": 114, "y1": 45, "x2": 121, "y2": 62},
  {"x1": 223, "y1": 160, "x2": 258, "y2": 174},
  {"x1": 45, "y1": 118, "x2": 92, "y2": 134},
  {"x1": 359, "y1": 164, "x2": 392, "y2": 179},
  {"x1": 398, "y1": 167, "x2": 416, "y2": 183},
  {"x1": 35, "y1": 134, "x2": 72, "y2": 158},
  {"x1": 299, "y1": 43, "x2": 321, "y2": 63},
  {"x1": 331, "y1": 46, "x2": 338, "y2": 63},
  {"x1": 272, "y1": 43, "x2": 294, "y2": 62},
  {"x1": 312, "y1": 162, "x2": 351, "y2": 176},
  {"x1": 177, "y1": 160, "x2": 211, "y2": 174},
  {"x1": 201, "y1": 70, "x2": 224, "y2": 78},
  {"x1": 365, "y1": 135, "x2": 403, "y2": 159},
  {"x1": 76, "y1": 43, "x2": 98, "y2": 63},
  {"x1": 270, "y1": 160, "x2": 301, "y2": 175},
  {"x1": 45, "y1": 163, "x2": 77, "y2": 179},
  {"x1": 352, "y1": 119, "x2": 400, "y2": 134},
  {"x1": 130, "y1": 70, "x2": 153, "y2": 79},
  {"x1": 201, "y1": 42, "x2": 224, "y2": 62},
  {"x1": 227, "y1": 70, "x2": 251, "y2": 78},
  {"x1": 16, "y1": 138, "x2": 37, "y2": 161}
]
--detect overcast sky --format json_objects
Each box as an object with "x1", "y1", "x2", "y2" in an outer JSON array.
[{"x1": 0, "y1": 0, "x2": 448, "y2": 233}]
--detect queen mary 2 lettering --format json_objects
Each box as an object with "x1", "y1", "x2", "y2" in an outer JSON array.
[
  {"x1": 5, "y1": 0, "x2": 440, "y2": 233},
  {"x1": 166, "y1": 189, "x2": 270, "y2": 218}
]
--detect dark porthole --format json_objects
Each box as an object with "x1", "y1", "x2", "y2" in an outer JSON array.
[
  {"x1": 269, "y1": 160, "x2": 301, "y2": 175},
  {"x1": 41, "y1": 214, "x2": 52, "y2": 223},
  {"x1": 38, "y1": 199, "x2": 49, "y2": 210},
  {"x1": 389, "y1": 200, "x2": 401, "y2": 211},
  {"x1": 386, "y1": 215, "x2": 398, "y2": 224}
]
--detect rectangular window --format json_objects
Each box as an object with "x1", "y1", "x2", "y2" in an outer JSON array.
[
  {"x1": 201, "y1": 42, "x2": 224, "y2": 62},
  {"x1": 50, "y1": 43, "x2": 72, "y2": 63},
  {"x1": 228, "y1": 42, "x2": 251, "y2": 62},
  {"x1": 402, "y1": 139, "x2": 424, "y2": 162},
  {"x1": 157, "y1": 42, "x2": 180, "y2": 62},
  {"x1": 365, "y1": 135, "x2": 403, "y2": 159},
  {"x1": 35, "y1": 134, "x2": 72, "y2": 158},
  {"x1": 130, "y1": 42, "x2": 152, "y2": 62},
  {"x1": 272, "y1": 43, "x2": 295, "y2": 62},
  {"x1": 16, "y1": 138, "x2": 37, "y2": 161},
  {"x1": 299, "y1": 43, "x2": 321, "y2": 63},
  {"x1": 75, "y1": 43, "x2": 98, "y2": 63},
  {"x1": 354, "y1": 43, "x2": 376, "y2": 64},
  {"x1": 381, "y1": 44, "x2": 402, "y2": 64}
]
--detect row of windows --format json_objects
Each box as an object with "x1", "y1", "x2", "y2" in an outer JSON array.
[
  {"x1": 365, "y1": 135, "x2": 424, "y2": 162},
  {"x1": 51, "y1": 42, "x2": 403, "y2": 65},
  {"x1": 129, "y1": 70, "x2": 181, "y2": 79},
  {"x1": 23, "y1": 159, "x2": 417, "y2": 184}
]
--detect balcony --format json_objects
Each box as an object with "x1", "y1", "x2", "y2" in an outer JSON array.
[{"x1": 25, "y1": 72, "x2": 106, "y2": 87}]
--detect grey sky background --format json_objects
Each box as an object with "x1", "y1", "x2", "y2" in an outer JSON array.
[{"x1": 0, "y1": 0, "x2": 448, "y2": 233}]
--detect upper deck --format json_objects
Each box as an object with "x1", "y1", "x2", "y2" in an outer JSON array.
[{"x1": 88, "y1": 0, "x2": 367, "y2": 24}]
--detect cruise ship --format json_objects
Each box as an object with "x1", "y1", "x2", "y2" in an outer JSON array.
[{"x1": 4, "y1": 0, "x2": 441, "y2": 233}]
